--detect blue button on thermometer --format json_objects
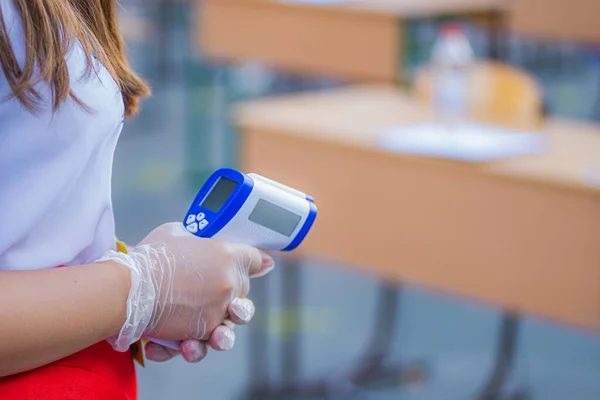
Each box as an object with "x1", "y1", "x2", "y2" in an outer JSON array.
[{"x1": 148, "y1": 168, "x2": 317, "y2": 350}]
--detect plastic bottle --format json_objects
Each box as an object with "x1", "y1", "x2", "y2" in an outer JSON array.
[{"x1": 430, "y1": 23, "x2": 475, "y2": 125}]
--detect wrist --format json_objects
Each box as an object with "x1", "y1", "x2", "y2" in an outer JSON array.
[
  {"x1": 95, "y1": 250, "x2": 157, "y2": 351},
  {"x1": 98, "y1": 260, "x2": 131, "y2": 338}
]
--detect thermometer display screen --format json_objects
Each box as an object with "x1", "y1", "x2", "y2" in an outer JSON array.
[
  {"x1": 201, "y1": 177, "x2": 238, "y2": 212},
  {"x1": 249, "y1": 199, "x2": 302, "y2": 237}
]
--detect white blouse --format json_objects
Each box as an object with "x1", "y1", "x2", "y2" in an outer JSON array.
[{"x1": 0, "y1": 0, "x2": 125, "y2": 271}]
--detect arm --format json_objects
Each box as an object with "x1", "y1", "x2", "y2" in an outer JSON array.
[
  {"x1": 0, "y1": 261, "x2": 129, "y2": 377},
  {"x1": 0, "y1": 222, "x2": 274, "y2": 376}
]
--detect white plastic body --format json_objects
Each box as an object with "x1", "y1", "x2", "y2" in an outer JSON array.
[{"x1": 211, "y1": 173, "x2": 311, "y2": 250}]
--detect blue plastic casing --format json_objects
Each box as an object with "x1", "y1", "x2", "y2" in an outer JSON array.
[
  {"x1": 283, "y1": 196, "x2": 317, "y2": 251},
  {"x1": 183, "y1": 167, "x2": 316, "y2": 251},
  {"x1": 183, "y1": 168, "x2": 254, "y2": 238}
]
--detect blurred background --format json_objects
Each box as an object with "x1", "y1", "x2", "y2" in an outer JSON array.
[{"x1": 113, "y1": 0, "x2": 600, "y2": 399}]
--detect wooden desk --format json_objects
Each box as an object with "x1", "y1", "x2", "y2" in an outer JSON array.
[
  {"x1": 509, "y1": 0, "x2": 600, "y2": 45},
  {"x1": 196, "y1": 0, "x2": 512, "y2": 83},
  {"x1": 234, "y1": 85, "x2": 600, "y2": 331}
]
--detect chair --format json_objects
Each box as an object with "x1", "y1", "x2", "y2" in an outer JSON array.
[{"x1": 413, "y1": 61, "x2": 544, "y2": 129}]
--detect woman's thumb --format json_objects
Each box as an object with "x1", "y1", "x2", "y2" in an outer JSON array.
[
  {"x1": 253, "y1": 250, "x2": 275, "y2": 278},
  {"x1": 228, "y1": 243, "x2": 275, "y2": 278}
]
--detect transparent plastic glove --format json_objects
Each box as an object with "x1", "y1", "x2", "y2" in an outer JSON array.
[
  {"x1": 145, "y1": 299, "x2": 256, "y2": 363},
  {"x1": 144, "y1": 318, "x2": 247, "y2": 363},
  {"x1": 97, "y1": 222, "x2": 274, "y2": 355},
  {"x1": 112, "y1": 242, "x2": 257, "y2": 362}
]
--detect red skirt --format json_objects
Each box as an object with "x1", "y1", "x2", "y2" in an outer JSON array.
[
  {"x1": 0, "y1": 340, "x2": 137, "y2": 400},
  {"x1": 0, "y1": 243, "x2": 141, "y2": 399}
]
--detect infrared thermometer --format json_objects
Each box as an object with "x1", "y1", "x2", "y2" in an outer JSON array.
[{"x1": 147, "y1": 168, "x2": 317, "y2": 350}]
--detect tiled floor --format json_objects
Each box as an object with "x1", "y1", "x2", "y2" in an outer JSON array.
[{"x1": 113, "y1": 2, "x2": 600, "y2": 399}]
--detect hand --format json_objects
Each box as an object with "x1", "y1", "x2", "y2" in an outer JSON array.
[
  {"x1": 97, "y1": 222, "x2": 274, "y2": 360},
  {"x1": 144, "y1": 300, "x2": 255, "y2": 363},
  {"x1": 113, "y1": 239, "x2": 259, "y2": 362}
]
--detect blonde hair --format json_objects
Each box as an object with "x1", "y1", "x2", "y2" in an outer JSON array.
[{"x1": 0, "y1": 0, "x2": 150, "y2": 117}]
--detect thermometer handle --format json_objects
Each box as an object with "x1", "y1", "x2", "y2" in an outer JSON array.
[{"x1": 145, "y1": 337, "x2": 182, "y2": 351}]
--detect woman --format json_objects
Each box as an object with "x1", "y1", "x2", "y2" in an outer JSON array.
[{"x1": 0, "y1": 0, "x2": 274, "y2": 398}]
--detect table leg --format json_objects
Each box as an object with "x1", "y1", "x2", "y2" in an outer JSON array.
[
  {"x1": 316, "y1": 281, "x2": 429, "y2": 397},
  {"x1": 476, "y1": 311, "x2": 521, "y2": 400},
  {"x1": 487, "y1": 10, "x2": 506, "y2": 61},
  {"x1": 156, "y1": 0, "x2": 187, "y2": 78},
  {"x1": 346, "y1": 282, "x2": 429, "y2": 390},
  {"x1": 245, "y1": 255, "x2": 305, "y2": 400},
  {"x1": 244, "y1": 268, "x2": 272, "y2": 400},
  {"x1": 281, "y1": 255, "x2": 302, "y2": 388},
  {"x1": 349, "y1": 282, "x2": 399, "y2": 382},
  {"x1": 156, "y1": 0, "x2": 170, "y2": 77}
]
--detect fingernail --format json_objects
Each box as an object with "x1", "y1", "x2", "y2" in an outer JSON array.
[
  {"x1": 262, "y1": 252, "x2": 274, "y2": 268},
  {"x1": 254, "y1": 251, "x2": 275, "y2": 278},
  {"x1": 231, "y1": 298, "x2": 255, "y2": 322},
  {"x1": 220, "y1": 329, "x2": 235, "y2": 350},
  {"x1": 182, "y1": 340, "x2": 206, "y2": 363},
  {"x1": 213, "y1": 327, "x2": 235, "y2": 350}
]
